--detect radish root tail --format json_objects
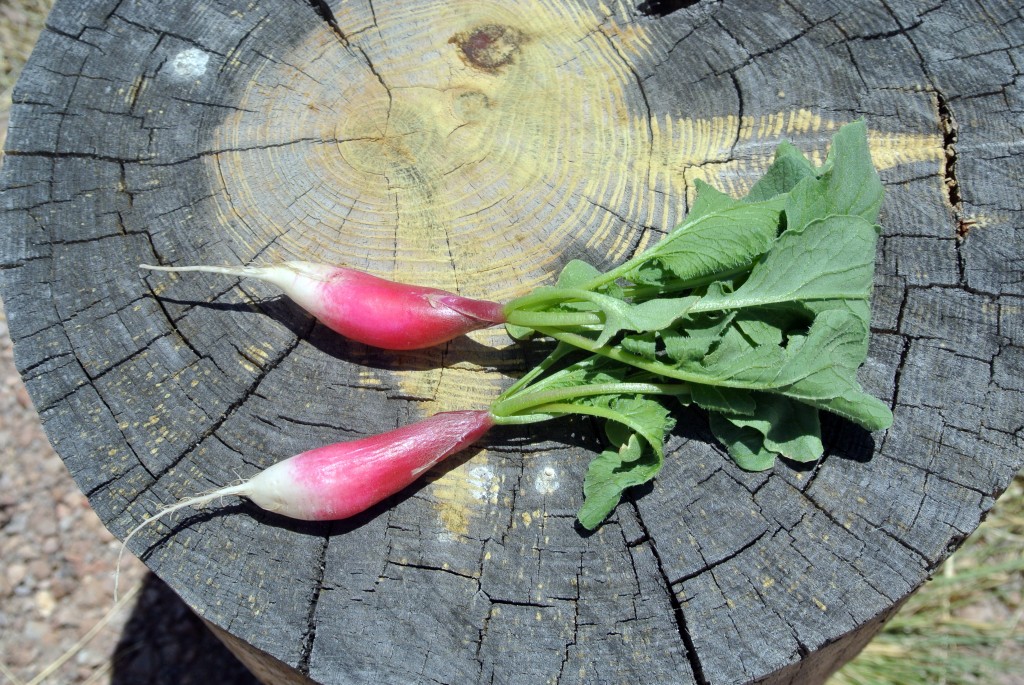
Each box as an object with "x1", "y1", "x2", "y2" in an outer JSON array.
[
  {"x1": 139, "y1": 263, "x2": 269, "y2": 279},
  {"x1": 114, "y1": 483, "x2": 249, "y2": 602}
]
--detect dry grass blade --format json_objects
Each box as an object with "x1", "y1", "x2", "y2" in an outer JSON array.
[
  {"x1": 0, "y1": 661, "x2": 26, "y2": 685},
  {"x1": 22, "y1": 583, "x2": 142, "y2": 685},
  {"x1": 831, "y1": 475, "x2": 1024, "y2": 685}
]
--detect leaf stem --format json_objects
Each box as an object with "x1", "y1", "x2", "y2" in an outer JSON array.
[
  {"x1": 503, "y1": 288, "x2": 575, "y2": 313},
  {"x1": 487, "y1": 411, "x2": 559, "y2": 426},
  {"x1": 491, "y1": 402, "x2": 654, "y2": 451},
  {"x1": 504, "y1": 287, "x2": 612, "y2": 314},
  {"x1": 504, "y1": 309, "x2": 602, "y2": 328},
  {"x1": 489, "y1": 401, "x2": 622, "y2": 428},
  {"x1": 532, "y1": 326, "x2": 735, "y2": 388},
  {"x1": 621, "y1": 264, "x2": 752, "y2": 300},
  {"x1": 491, "y1": 381, "x2": 688, "y2": 418},
  {"x1": 499, "y1": 341, "x2": 575, "y2": 399}
]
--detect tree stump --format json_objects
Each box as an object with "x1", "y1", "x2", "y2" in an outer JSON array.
[{"x1": 2, "y1": 1, "x2": 1022, "y2": 683}]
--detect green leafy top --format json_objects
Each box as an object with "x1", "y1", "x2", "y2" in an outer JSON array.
[{"x1": 490, "y1": 121, "x2": 892, "y2": 530}]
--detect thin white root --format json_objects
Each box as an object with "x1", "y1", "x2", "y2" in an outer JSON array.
[
  {"x1": 114, "y1": 483, "x2": 249, "y2": 602},
  {"x1": 139, "y1": 263, "x2": 267, "y2": 279}
]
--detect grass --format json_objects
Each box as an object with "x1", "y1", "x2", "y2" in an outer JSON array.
[
  {"x1": 0, "y1": 0, "x2": 52, "y2": 151},
  {"x1": 1, "y1": 1, "x2": 1022, "y2": 682},
  {"x1": 831, "y1": 475, "x2": 1024, "y2": 685},
  {"x1": 0, "y1": 0, "x2": 50, "y2": 93}
]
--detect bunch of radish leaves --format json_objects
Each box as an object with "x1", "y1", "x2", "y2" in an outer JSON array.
[{"x1": 494, "y1": 121, "x2": 893, "y2": 528}]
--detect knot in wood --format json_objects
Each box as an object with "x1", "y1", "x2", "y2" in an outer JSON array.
[{"x1": 451, "y1": 24, "x2": 528, "y2": 72}]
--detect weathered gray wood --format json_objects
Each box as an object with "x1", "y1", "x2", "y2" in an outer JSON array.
[{"x1": 1, "y1": 1, "x2": 1022, "y2": 684}]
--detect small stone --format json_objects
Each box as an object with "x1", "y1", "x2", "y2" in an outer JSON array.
[
  {"x1": 35, "y1": 589, "x2": 56, "y2": 617},
  {"x1": 6, "y1": 562, "x2": 27, "y2": 586},
  {"x1": 14, "y1": 382, "x2": 33, "y2": 409},
  {"x1": 15, "y1": 423, "x2": 37, "y2": 447},
  {"x1": 6, "y1": 641, "x2": 39, "y2": 668},
  {"x1": 50, "y1": 576, "x2": 75, "y2": 600},
  {"x1": 75, "y1": 647, "x2": 102, "y2": 666},
  {"x1": 24, "y1": 619, "x2": 48, "y2": 640},
  {"x1": 5, "y1": 511, "x2": 28, "y2": 534},
  {"x1": 29, "y1": 558, "x2": 52, "y2": 581},
  {"x1": 33, "y1": 514, "x2": 58, "y2": 537},
  {"x1": 41, "y1": 536, "x2": 60, "y2": 555}
]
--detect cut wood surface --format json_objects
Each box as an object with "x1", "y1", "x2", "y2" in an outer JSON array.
[{"x1": 1, "y1": 1, "x2": 1022, "y2": 683}]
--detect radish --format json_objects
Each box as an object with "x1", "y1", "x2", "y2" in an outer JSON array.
[
  {"x1": 140, "y1": 262, "x2": 506, "y2": 349},
  {"x1": 116, "y1": 409, "x2": 493, "y2": 597}
]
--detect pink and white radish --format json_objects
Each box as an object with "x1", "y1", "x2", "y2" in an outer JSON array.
[
  {"x1": 116, "y1": 409, "x2": 493, "y2": 597},
  {"x1": 140, "y1": 262, "x2": 506, "y2": 350}
]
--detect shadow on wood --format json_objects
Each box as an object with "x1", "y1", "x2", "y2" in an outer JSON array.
[{"x1": 111, "y1": 574, "x2": 260, "y2": 685}]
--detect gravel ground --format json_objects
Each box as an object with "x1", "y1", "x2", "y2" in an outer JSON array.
[
  {"x1": 3, "y1": 4, "x2": 259, "y2": 682},
  {"x1": 0, "y1": 302, "x2": 261, "y2": 685}
]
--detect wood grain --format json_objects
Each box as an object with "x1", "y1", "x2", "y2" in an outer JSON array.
[{"x1": 1, "y1": 1, "x2": 1022, "y2": 683}]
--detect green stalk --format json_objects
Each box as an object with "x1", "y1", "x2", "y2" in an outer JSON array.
[
  {"x1": 503, "y1": 287, "x2": 608, "y2": 314},
  {"x1": 532, "y1": 326, "x2": 740, "y2": 388},
  {"x1": 621, "y1": 264, "x2": 752, "y2": 300},
  {"x1": 502, "y1": 287, "x2": 577, "y2": 313},
  {"x1": 686, "y1": 291, "x2": 867, "y2": 314},
  {"x1": 498, "y1": 341, "x2": 575, "y2": 399},
  {"x1": 491, "y1": 381, "x2": 688, "y2": 418},
  {"x1": 503, "y1": 309, "x2": 602, "y2": 328},
  {"x1": 487, "y1": 411, "x2": 561, "y2": 426},
  {"x1": 490, "y1": 401, "x2": 645, "y2": 435}
]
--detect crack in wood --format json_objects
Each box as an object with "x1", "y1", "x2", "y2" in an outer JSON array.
[
  {"x1": 677, "y1": 526, "x2": 772, "y2": 585},
  {"x1": 627, "y1": 501, "x2": 708, "y2": 685},
  {"x1": 146, "y1": 137, "x2": 378, "y2": 167},
  {"x1": 935, "y1": 91, "x2": 968, "y2": 242},
  {"x1": 90, "y1": 375, "x2": 154, "y2": 477},
  {"x1": 887, "y1": 285, "x2": 913, "y2": 414},
  {"x1": 636, "y1": 0, "x2": 703, "y2": 17},
  {"x1": 305, "y1": 0, "x2": 393, "y2": 129},
  {"x1": 727, "y1": 71, "x2": 745, "y2": 160},
  {"x1": 139, "y1": 266, "x2": 210, "y2": 361},
  {"x1": 859, "y1": 19, "x2": 925, "y2": 42},
  {"x1": 28, "y1": 373, "x2": 88, "y2": 418},
  {"x1": 15, "y1": 347, "x2": 73, "y2": 379},
  {"x1": 306, "y1": 0, "x2": 346, "y2": 44},
  {"x1": 297, "y1": 534, "x2": 330, "y2": 675},
  {"x1": 389, "y1": 559, "x2": 481, "y2": 585},
  {"x1": 254, "y1": 411, "x2": 366, "y2": 436},
  {"x1": 711, "y1": 13, "x2": 816, "y2": 79},
  {"x1": 554, "y1": 551, "x2": 583, "y2": 685},
  {"x1": 116, "y1": 316, "x2": 314, "y2": 516},
  {"x1": 83, "y1": 465, "x2": 143, "y2": 499},
  {"x1": 116, "y1": 13, "x2": 229, "y2": 59},
  {"x1": 484, "y1": 597, "x2": 555, "y2": 609},
  {"x1": 83, "y1": 328, "x2": 173, "y2": 383},
  {"x1": 166, "y1": 95, "x2": 256, "y2": 113},
  {"x1": 3, "y1": 148, "x2": 151, "y2": 164},
  {"x1": 853, "y1": 509, "x2": 935, "y2": 569}
]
